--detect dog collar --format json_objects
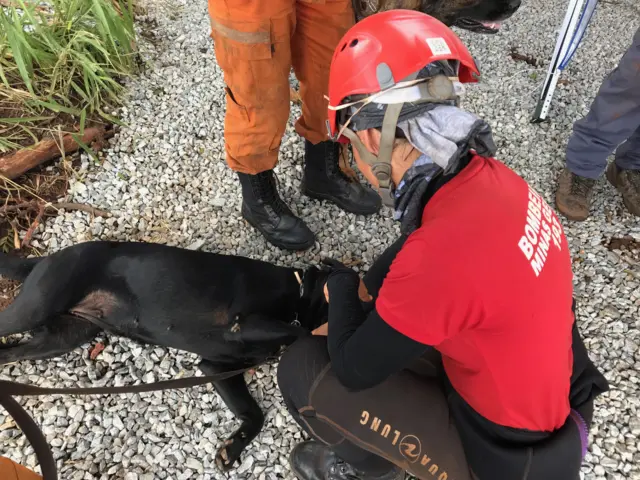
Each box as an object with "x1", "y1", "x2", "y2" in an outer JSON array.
[{"x1": 291, "y1": 269, "x2": 306, "y2": 327}]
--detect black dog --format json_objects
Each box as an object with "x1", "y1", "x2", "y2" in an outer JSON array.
[
  {"x1": 0, "y1": 241, "x2": 329, "y2": 471},
  {"x1": 354, "y1": 0, "x2": 522, "y2": 33}
]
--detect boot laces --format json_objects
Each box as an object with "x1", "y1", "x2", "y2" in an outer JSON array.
[
  {"x1": 327, "y1": 143, "x2": 355, "y2": 185},
  {"x1": 627, "y1": 169, "x2": 640, "y2": 191},
  {"x1": 329, "y1": 458, "x2": 360, "y2": 480},
  {"x1": 253, "y1": 171, "x2": 291, "y2": 216},
  {"x1": 570, "y1": 175, "x2": 595, "y2": 198}
]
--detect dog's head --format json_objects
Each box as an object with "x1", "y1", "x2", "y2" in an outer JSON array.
[{"x1": 354, "y1": 0, "x2": 522, "y2": 34}]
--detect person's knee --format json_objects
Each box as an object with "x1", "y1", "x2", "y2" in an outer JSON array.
[{"x1": 277, "y1": 335, "x2": 330, "y2": 406}]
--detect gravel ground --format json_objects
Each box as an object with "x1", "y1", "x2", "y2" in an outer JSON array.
[{"x1": 2, "y1": 0, "x2": 640, "y2": 479}]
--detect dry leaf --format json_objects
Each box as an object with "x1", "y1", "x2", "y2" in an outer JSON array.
[{"x1": 89, "y1": 342, "x2": 105, "y2": 360}]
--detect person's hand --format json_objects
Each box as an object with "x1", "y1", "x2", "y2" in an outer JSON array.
[
  {"x1": 324, "y1": 280, "x2": 372, "y2": 303},
  {"x1": 321, "y1": 258, "x2": 372, "y2": 303},
  {"x1": 312, "y1": 323, "x2": 328, "y2": 336},
  {"x1": 321, "y1": 258, "x2": 357, "y2": 276},
  {"x1": 359, "y1": 280, "x2": 373, "y2": 303}
]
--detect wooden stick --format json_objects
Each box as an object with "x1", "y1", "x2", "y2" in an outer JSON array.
[
  {"x1": 0, "y1": 201, "x2": 39, "y2": 215},
  {"x1": 52, "y1": 202, "x2": 110, "y2": 217},
  {"x1": 0, "y1": 201, "x2": 110, "y2": 218},
  {"x1": 0, "y1": 127, "x2": 110, "y2": 180}
]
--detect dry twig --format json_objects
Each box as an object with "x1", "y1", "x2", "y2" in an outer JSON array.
[
  {"x1": 21, "y1": 203, "x2": 45, "y2": 248},
  {"x1": 0, "y1": 200, "x2": 110, "y2": 218}
]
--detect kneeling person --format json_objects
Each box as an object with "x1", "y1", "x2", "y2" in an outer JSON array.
[{"x1": 277, "y1": 10, "x2": 609, "y2": 480}]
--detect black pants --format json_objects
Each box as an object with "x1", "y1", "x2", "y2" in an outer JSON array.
[
  {"x1": 277, "y1": 335, "x2": 592, "y2": 480},
  {"x1": 278, "y1": 335, "x2": 472, "y2": 479}
]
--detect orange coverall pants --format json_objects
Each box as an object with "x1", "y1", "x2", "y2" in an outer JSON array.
[
  {"x1": 207, "y1": 0, "x2": 354, "y2": 174},
  {"x1": 0, "y1": 457, "x2": 42, "y2": 480}
]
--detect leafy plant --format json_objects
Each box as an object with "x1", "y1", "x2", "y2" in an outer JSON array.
[{"x1": 0, "y1": 0, "x2": 138, "y2": 153}]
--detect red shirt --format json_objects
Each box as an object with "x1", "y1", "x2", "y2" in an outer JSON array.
[{"x1": 376, "y1": 155, "x2": 574, "y2": 432}]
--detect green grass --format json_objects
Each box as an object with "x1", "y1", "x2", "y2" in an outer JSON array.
[{"x1": 0, "y1": 0, "x2": 138, "y2": 153}]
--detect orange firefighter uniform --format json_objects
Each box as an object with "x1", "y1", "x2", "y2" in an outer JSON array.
[
  {"x1": 207, "y1": 0, "x2": 354, "y2": 174},
  {"x1": 0, "y1": 457, "x2": 43, "y2": 480}
]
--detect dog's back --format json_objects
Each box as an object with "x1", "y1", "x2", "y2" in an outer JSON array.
[{"x1": 1, "y1": 241, "x2": 302, "y2": 350}]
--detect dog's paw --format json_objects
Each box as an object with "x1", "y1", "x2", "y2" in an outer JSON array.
[{"x1": 215, "y1": 438, "x2": 242, "y2": 472}]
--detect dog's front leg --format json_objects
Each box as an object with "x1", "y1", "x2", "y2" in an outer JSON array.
[{"x1": 199, "y1": 360, "x2": 265, "y2": 472}]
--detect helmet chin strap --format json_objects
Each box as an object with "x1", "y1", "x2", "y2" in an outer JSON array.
[
  {"x1": 335, "y1": 71, "x2": 459, "y2": 208},
  {"x1": 341, "y1": 102, "x2": 404, "y2": 208},
  {"x1": 340, "y1": 102, "x2": 404, "y2": 208}
]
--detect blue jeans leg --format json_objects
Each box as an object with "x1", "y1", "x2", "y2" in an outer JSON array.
[
  {"x1": 615, "y1": 126, "x2": 640, "y2": 171},
  {"x1": 566, "y1": 27, "x2": 640, "y2": 179}
]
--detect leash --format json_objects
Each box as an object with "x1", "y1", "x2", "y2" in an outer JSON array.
[{"x1": 0, "y1": 363, "x2": 261, "y2": 480}]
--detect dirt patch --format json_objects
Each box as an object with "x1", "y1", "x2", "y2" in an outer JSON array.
[
  {"x1": 604, "y1": 235, "x2": 640, "y2": 252},
  {"x1": 0, "y1": 277, "x2": 20, "y2": 312},
  {"x1": 138, "y1": 17, "x2": 161, "y2": 45},
  {"x1": 603, "y1": 235, "x2": 640, "y2": 264},
  {"x1": 1, "y1": 157, "x2": 74, "y2": 253},
  {"x1": 0, "y1": 247, "x2": 24, "y2": 312}
]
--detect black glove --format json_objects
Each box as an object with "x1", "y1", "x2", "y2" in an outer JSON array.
[{"x1": 321, "y1": 258, "x2": 361, "y2": 300}]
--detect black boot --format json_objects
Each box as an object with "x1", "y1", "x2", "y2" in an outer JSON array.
[
  {"x1": 290, "y1": 441, "x2": 404, "y2": 480},
  {"x1": 238, "y1": 170, "x2": 315, "y2": 251},
  {"x1": 303, "y1": 140, "x2": 382, "y2": 215}
]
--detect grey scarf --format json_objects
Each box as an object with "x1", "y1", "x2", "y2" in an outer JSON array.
[{"x1": 393, "y1": 105, "x2": 497, "y2": 234}]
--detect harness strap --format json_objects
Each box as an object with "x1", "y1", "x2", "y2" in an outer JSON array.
[
  {"x1": 0, "y1": 395, "x2": 56, "y2": 479},
  {"x1": 0, "y1": 363, "x2": 261, "y2": 480}
]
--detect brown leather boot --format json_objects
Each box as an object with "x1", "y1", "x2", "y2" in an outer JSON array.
[
  {"x1": 606, "y1": 163, "x2": 640, "y2": 217},
  {"x1": 555, "y1": 168, "x2": 597, "y2": 221}
]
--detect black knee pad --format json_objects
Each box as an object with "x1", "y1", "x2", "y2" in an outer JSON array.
[
  {"x1": 277, "y1": 335, "x2": 330, "y2": 404},
  {"x1": 526, "y1": 411, "x2": 585, "y2": 480},
  {"x1": 451, "y1": 391, "x2": 586, "y2": 480}
]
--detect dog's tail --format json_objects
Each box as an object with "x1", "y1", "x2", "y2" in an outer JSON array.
[{"x1": 0, "y1": 253, "x2": 42, "y2": 281}]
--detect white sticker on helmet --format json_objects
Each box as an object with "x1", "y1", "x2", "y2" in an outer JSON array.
[{"x1": 426, "y1": 37, "x2": 451, "y2": 56}]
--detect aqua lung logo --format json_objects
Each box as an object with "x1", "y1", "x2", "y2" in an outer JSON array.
[
  {"x1": 360, "y1": 410, "x2": 449, "y2": 480},
  {"x1": 399, "y1": 435, "x2": 422, "y2": 463}
]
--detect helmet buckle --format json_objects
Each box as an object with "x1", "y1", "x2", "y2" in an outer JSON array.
[
  {"x1": 377, "y1": 185, "x2": 395, "y2": 208},
  {"x1": 427, "y1": 75, "x2": 456, "y2": 100}
]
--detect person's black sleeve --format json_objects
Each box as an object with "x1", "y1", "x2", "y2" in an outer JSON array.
[
  {"x1": 326, "y1": 270, "x2": 428, "y2": 391},
  {"x1": 362, "y1": 234, "x2": 408, "y2": 300}
]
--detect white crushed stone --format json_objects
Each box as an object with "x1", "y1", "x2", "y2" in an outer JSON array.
[{"x1": 2, "y1": 0, "x2": 640, "y2": 479}]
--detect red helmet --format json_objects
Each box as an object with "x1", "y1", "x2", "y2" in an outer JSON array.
[{"x1": 326, "y1": 10, "x2": 480, "y2": 140}]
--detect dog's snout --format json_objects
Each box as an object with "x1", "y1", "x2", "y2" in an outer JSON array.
[
  {"x1": 507, "y1": 0, "x2": 521, "y2": 13},
  {"x1": 490, "y1": 0, "x2": 522, "y2": 22}
]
